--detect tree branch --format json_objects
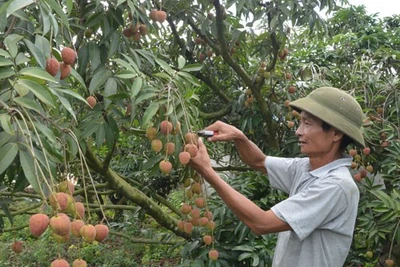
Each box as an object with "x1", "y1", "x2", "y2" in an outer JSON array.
[{"x1": 84, "y1": 143, "x2": 189, "y2": 239}]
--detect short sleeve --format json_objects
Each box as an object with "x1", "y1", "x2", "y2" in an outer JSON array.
[
  {"x1": 270, "y1": 178, "x2": 348, "y2": 241},
  {"x1": 266, "y1": 156, "x2": 306, "y2": 194}
]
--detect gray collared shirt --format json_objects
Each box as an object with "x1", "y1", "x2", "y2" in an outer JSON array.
[{"x1": 266, "y1": 156, "x2": 359, "y2": 267}]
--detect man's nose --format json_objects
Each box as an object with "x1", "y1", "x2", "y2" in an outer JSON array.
[{"x1": 295, "y1": 123, "x2": 303, "y2": 136}]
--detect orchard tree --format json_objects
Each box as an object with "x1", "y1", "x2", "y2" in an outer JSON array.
[{"x1": 0, "y1": 0, "x2": 399, "y2": 266}]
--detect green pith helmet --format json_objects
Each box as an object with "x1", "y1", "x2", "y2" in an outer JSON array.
[{"x1": 289, "y1": 87, "x2": 366, "y2": 147}]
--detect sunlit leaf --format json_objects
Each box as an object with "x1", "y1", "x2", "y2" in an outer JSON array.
[{"x1": 0, "y1": 143, "x2": 18, "y2": 175}]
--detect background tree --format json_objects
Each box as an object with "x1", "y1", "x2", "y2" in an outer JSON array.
[{"x1": 0, "y1": 0, "x2": 398, "y2": 266}]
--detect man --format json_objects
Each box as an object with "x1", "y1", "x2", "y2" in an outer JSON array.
[{"x1": 189, "y1": 87, "x2": 366, "y2": 267}]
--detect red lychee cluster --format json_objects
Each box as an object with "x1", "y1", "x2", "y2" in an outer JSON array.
[
  {"x1": 25, "y1": 180, "x2": 109, "y2": 266},
  {"x1": 145, "y1": 119, "x2": 194, "y2": 175},
  {"x1": 347, "y1": 147, "x2": 376, "y2": 182},
  {"x1": 149, "y1": 10, "x2": 167, "y2": 23},
  {"x1": 45, "y1": 47, "x2": 76, "y2": 80},
  {"x1": 123, "y1": 23, "x2": 148, "y2": 42}
]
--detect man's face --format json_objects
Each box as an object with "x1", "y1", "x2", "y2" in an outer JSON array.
[{"x1": 295, "y1": 111, "x2": 338, "y2": 156}]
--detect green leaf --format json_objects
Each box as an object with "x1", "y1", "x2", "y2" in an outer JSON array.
[
  {"x1": 43, "y1": 0, "x2": 69, "y2": 28},
  {"x1": 177, "y1": 55, "x2": 186, "y2": 69},
  {"x1": 238, "y1": 252, "x2": 252, "y2": 261},
  {"x1": 19, "y1": 67, "x2": 57, "y2": 82},
  {"x1": 142, "y1": 102, "x2": 159, "y2": 128},
  {"x1": 154, "y1": 58, "x2": 174, "y2": 75},
  {"x1": 14, "y1": 96, "x2": 42, "y2": 112},
  {"x1": 104, "y1": 78, "x2": 117, "y2": 109},
  {"x1": 0, "y1": 68, "x2": 15, "y2": 79},
  {"x1": 24, "y1": 38, "x2": 46, "y2": 69},
  {"x1": 0, "y1": 201, "x2": 13, "y2": 225},
  {"x1": 0, "y1": 114, "x2": 13, "y2": 135},
  {"x1": 141, "y1": 155, "x2": 163, "y2": 170},
  {"x1": 88, "y1": 69, "x2": 112, "y2": 94},
  {"x1": 182, "y1": 63, "x2": 203, "y2": 72},
  {"x1": 57, "y1": 95, "x2": 76, "y2": 121},
  {"x1": 0, "y1": 57, "x2": 13, "y2": 67},
  {"x1": 33, "y1": 122, "x2": 57, "y2": 145},
  {"x1": 130, "y1": 77, "x2": 143, "y2": 99},
  {"x1": 6, "y1": 0, "x2": 34, "y2": 18},
  {"x1": 16, "y1": 79, "x2": 56, "y2": 107},
  {"x1": 19, "y1": 150, "x2": 41, "y2": 194},
  {"x1": 133, "y1": 92, "x2": 158, "y2": 105},
  {"x1": 232, "y1": 245, "x2": 255, "y2": 252},
  {"x1": 0, "y1": 143, "x2": 18, "y2": 175}
]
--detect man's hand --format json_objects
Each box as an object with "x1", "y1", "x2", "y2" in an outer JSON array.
[
  {"x1": 204, "y1": 120, "x2": 245, "y2": 142},
  {"x1": 188, "y1": 138, "x2": 213, "y2": 178}
]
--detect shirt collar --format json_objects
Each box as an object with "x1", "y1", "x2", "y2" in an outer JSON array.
[{"x1": 309, "y1": 154, "x2": 352, "y2": 178}]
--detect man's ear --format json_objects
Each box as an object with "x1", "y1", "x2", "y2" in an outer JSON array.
[{"x1": 333, "y1": 129, "x2": 344, "y2": 142}]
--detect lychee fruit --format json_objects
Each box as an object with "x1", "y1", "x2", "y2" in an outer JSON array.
[
  {"x1": 80, "y1": 224, "x2": 96, "y2": 243},
  {"x1": 84, "y1": 29, "x2": 92, "y2": 38},
  {"x1": 178, "y1": 152, "x2": 190, "y2": 165},
  {"x1": 349, "y1": 149, "x2": 357, "y2": 157},
  {"x1": 194, "y1": 197, "x2": 206, "y2": 208},
  {"x1": 190, "y1": 218, "x2": 200, "y2": 226},
  {"x1": 362, "y1": 147, "x2": 371, "y2": 156},
  {"x1": 74, "y1": 202, "x2": 85, "y2": 219},
  {"x1": 139, "y1": 24, "x2": 147, "y2": 35},
  {"x1": 287, "y1": 121, "x2": 295, "y2": 129},
  {"x1": 133, "y1": 32, "x2": 141, "y2": 42},
  {"x1": 29, "y1": 213, "x2": 49, "y2": 237},
  {"x1": 204, "y1": 211, "x2": 213, "y2": 220},
  {"x1": 86, "y1": 96, "x2": 97, "y2": 108},
  {"x1": 366, "y1": 165, "x2": 374, "y2": 173},
  {"x1": 58, "y1": 180, "x2": 75, "y2": 195},
  {"x1": 177, "y1": 220, "x2": 185, "y2": 231},
  {"x1": 288, "y1": 85, "x2": 296, "y2": 94},
  {"x1": 198, "y1": 53, "x2": 206, "y2": 62},
  {"x1": 160, "y1": 120, "x2": 173, "y2": 135},
  {"x1": 60, "y1": 63, "x2": 72, "y2": 80},
  {"x1": 190, "y1": 208, "x2": 201, "y2": 219},
  {"x1": 151, "y1": 139, "x2": 163, "y2": 153},
  {"x1": 11, "y1": 241, "x2": 23, "y2": 253},
  {"x1": 145, "y1": 127, "x2": 157, "y2": 140},
  {"x1": 49, "y1": 192, "x2": 69, "y2": 211},
  {"x1": 50, "y1": 213, "x2": 71, "y2": 236},
  {"x1": 149, "y1": 10, "x2": 157, "y2": 21},
  {"x1": 185, "y1": 144, "x2": 198, "y2": 157},
  {"x1": 72, "y1": 259, "x2": 87, "y2": 267},
  {"x1": 71, "y1": 219, "x2": 85, "y2": 237},
  {"x1": 199, "y1": 216, "x2": 209, "y2": 226},
  {"x1": 180, "y1": 203, "x2": 192, "y2": 214},
  {"x1": 208, "y1": 249, "x2": 219, "y2": 260},
  {"x1": 183, "y1": 222, "x2": 193, "y2": 234},
  {"x1": 155, "y1": 10, "x2": 167, "y2": 22},
  {"x1": 206, "y1": 220, "x2": 215, "y2": 230},
  {"x1": 203, "y1": 235, "x2": 213, "y2": 245},
  {"x1": 185, "y1": 132, "x2": 198, "y2": 145},
  {"x1": 285, "y1": 72, "x2": 292, "y2": 80},
  {"x1": 46, "y1": 58, "x2": 60, "y2": 76},
  {"x1": 123, "y1": 27, "x2": 133, "y2": 37},
  {"x1": 61, "y1": 47, "x2": 76, "y2": 65},
  {"x1": 191, "y1": 182, "x2": 202, "y2": 194},
  {"x1": 94, "y1": 224, "x2": 109, "y2": 242},
  {"x1": 353, "y1": 173, "x2": 362, "y2": 182},
  {"x1": 172, "y1": 121, "x2": 181, "y2": 135},
  {"x1": 385, "y1": 259, "x2": 395, "y2": 267},
  {"x1": 50, "y1": 259, "x2": 70, "y2": 267},
  {"x1": 164, "y1": 142, "x2": 175, "y2": 155},
  {"x1": 159, "y1": 160, "x2": 172, "y2": 174}
]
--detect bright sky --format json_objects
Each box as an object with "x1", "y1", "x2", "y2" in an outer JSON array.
[{"x1": 347, "y1": 0, "x2": 400, "y2": 17}]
